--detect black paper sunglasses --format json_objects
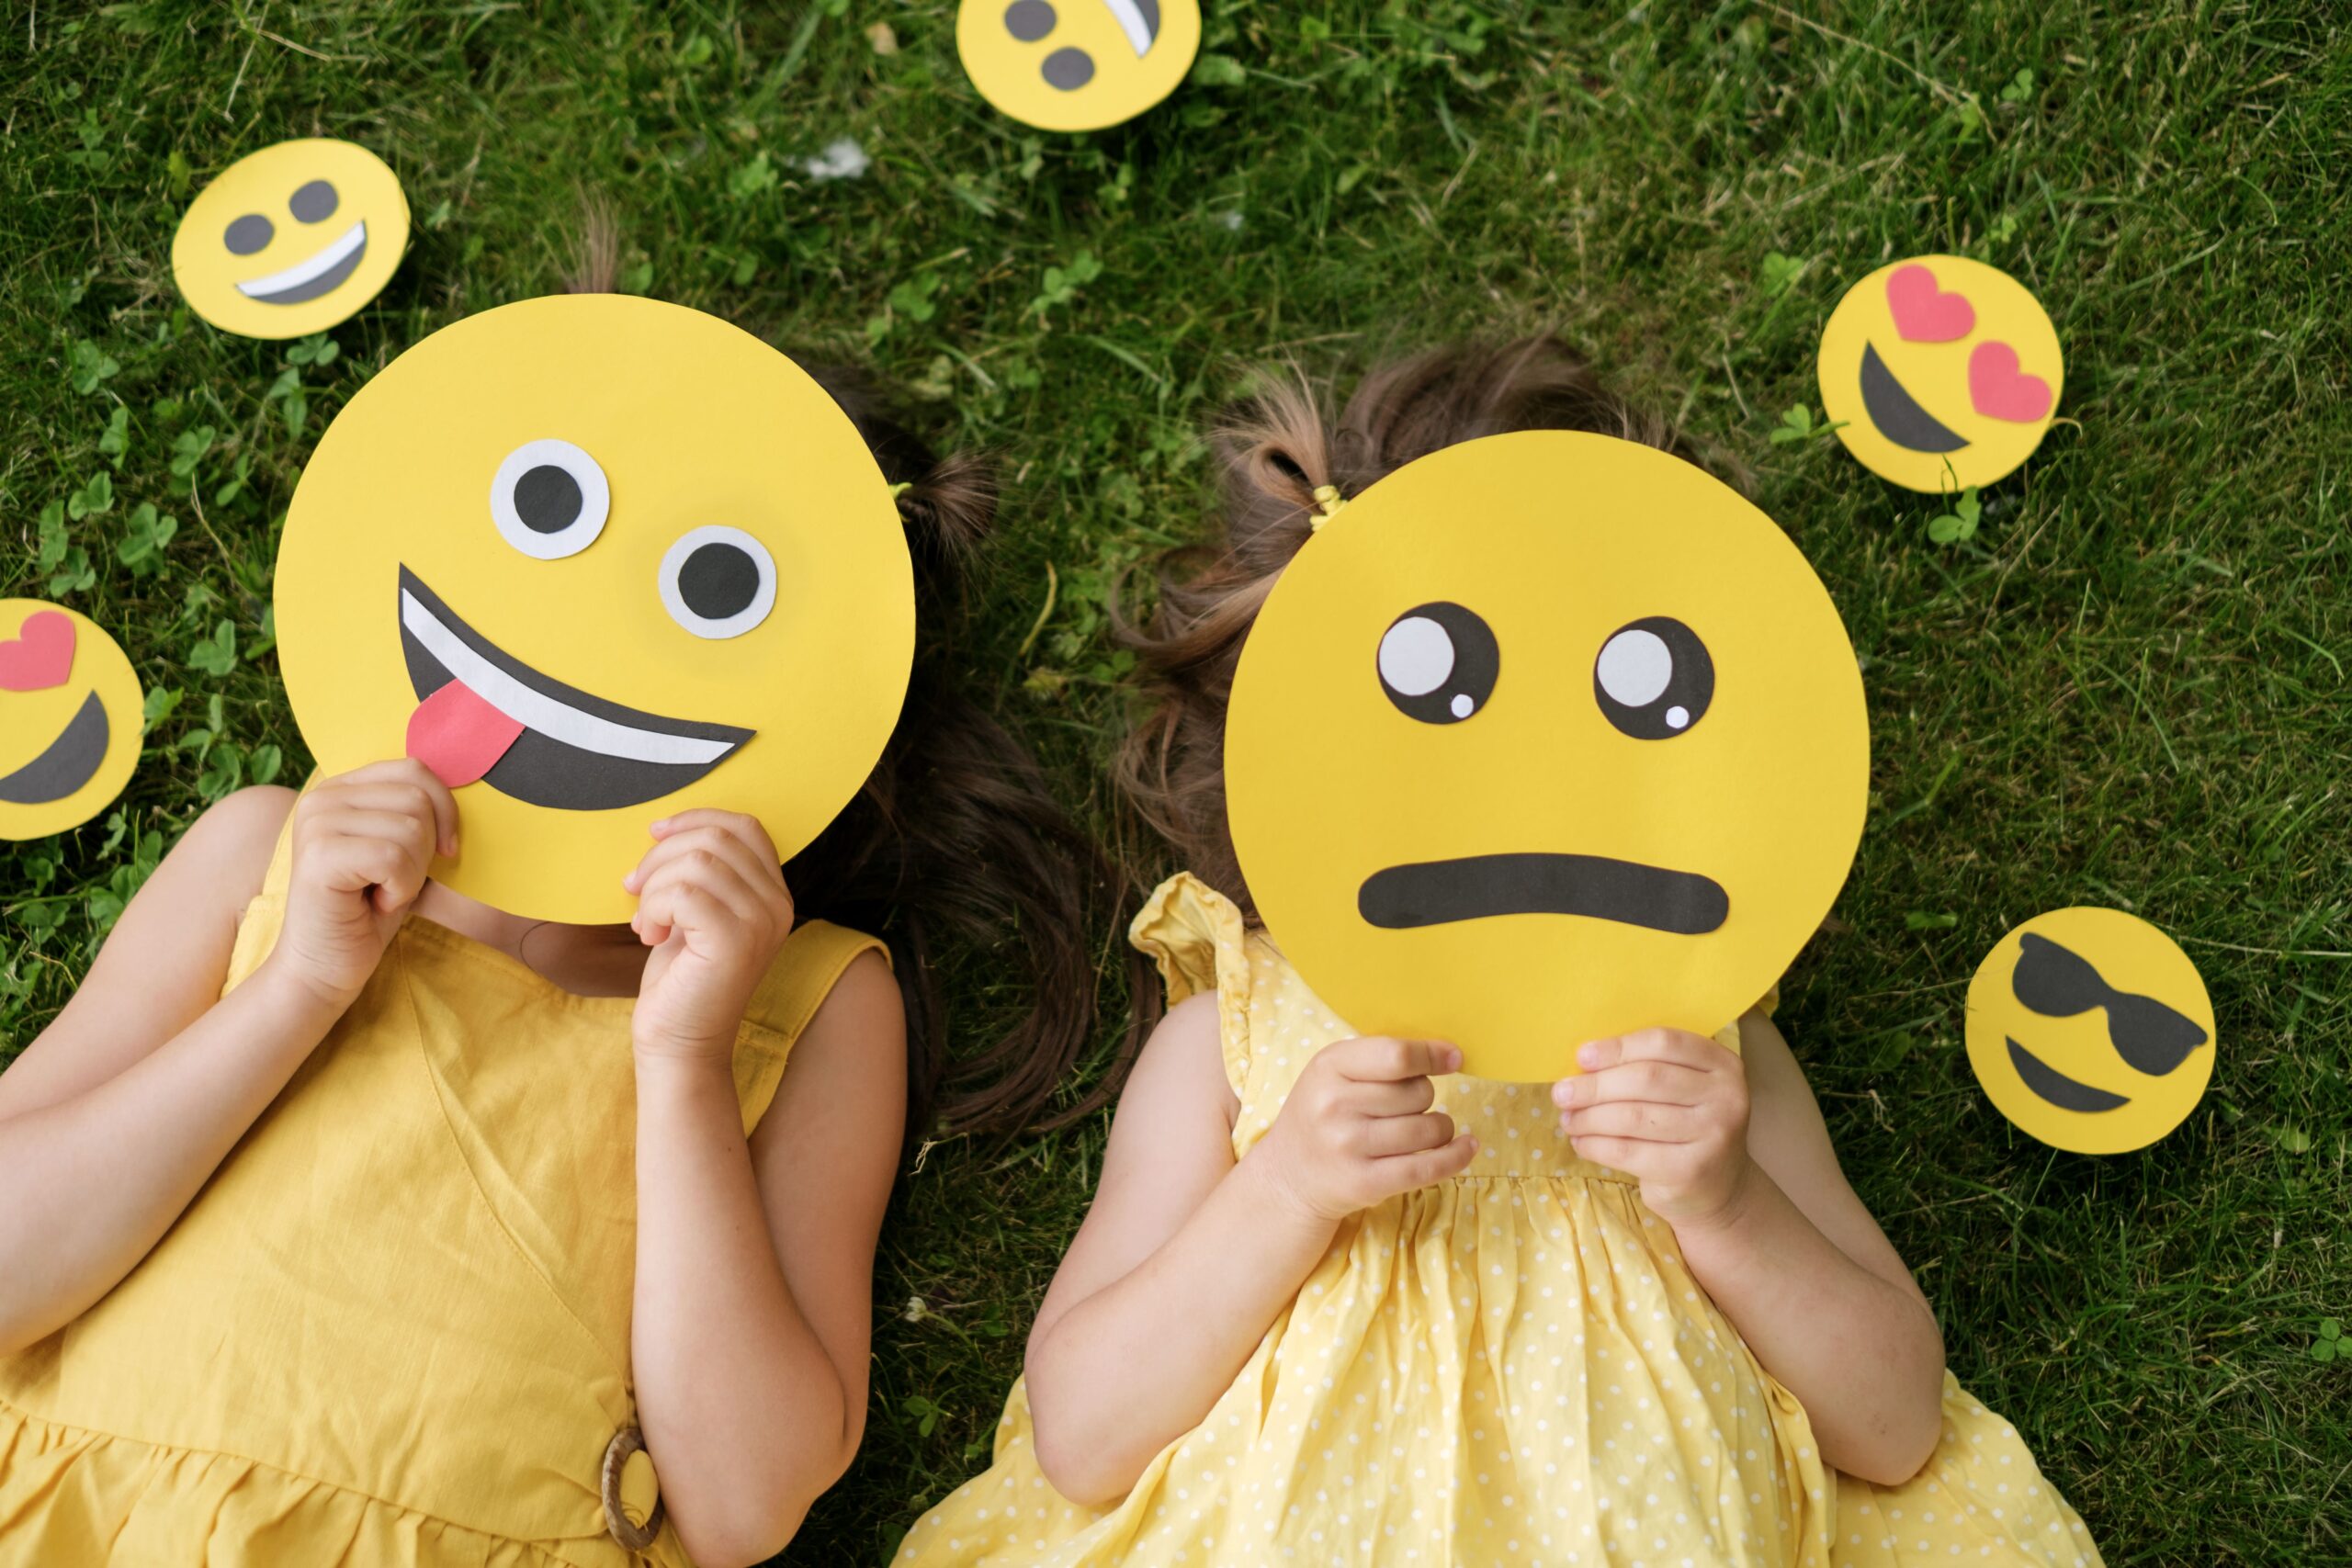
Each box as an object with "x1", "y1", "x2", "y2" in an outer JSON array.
[{"x1": 2010, "y1": 931, "x2": 2209, "y2": 1077}]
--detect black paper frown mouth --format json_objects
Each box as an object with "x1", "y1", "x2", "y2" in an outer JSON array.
[
  {"x1": 397, "y1": 567, "x2": 753, "y2": 812},
  {"x1": 1358, "y1": 852, "x2": 1730, "y2": 936},
  {"x1": 1859, "y1": 343, "x2": 1970, "y2": 454}
]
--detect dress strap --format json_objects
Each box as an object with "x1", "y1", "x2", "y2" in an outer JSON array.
[
  {"x1": 731, "y1": 919, "x2": 890, "y2": 1134},
  {"x1": 220, "y1": 784, "x2": 304, "y2": 996}
]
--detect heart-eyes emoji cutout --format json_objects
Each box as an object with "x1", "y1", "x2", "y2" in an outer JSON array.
[
  {"x1": 0, "y1": 610, "x2": 74, "y2": 692},
  {"x1": 1968, "y1": 342, "x2": 2054, "y2": 423},
  {"x1": 1886, "y1": 264, "x2": 1975, "y2": 343}
]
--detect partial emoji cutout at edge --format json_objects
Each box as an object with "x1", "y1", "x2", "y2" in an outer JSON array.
[
  {"x1": 1225, "y1": 431, "x2": 1871, "y2": 1083},
  {"x1": 957, "y1": 0, "x2": 1203, "y2": 132},
  {"x1": 275, "y1": 294, "x2": 914, "y2": 924},
  {"x1": 0, "y1": 600, "x2": 145, "y2": 841},
  {"x1": 172, "y1": 139, "x2": 410, "y2": 340},
  {"x1": 1964, "y1": 907, "x2": 2215, "y2": 1154},
  {"x1": 1817, "y1": 254, "x2": 2063, "y2": 494}
]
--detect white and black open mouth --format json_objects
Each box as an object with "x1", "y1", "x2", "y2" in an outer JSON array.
[
  {"x1": 236, "y1": 220, "x2": 368, "y2": 304},
  {"x1": 398, "y1": 567, "x2": 752, "y2": 811}
]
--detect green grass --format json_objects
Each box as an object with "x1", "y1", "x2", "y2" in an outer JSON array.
[{"x1": 5, "y1": 3, "x2": 2348, "y2": 1563}]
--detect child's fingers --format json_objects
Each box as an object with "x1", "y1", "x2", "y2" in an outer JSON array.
[
  {"x1": 633, "y1": 856, "x2": 767, "y2": 931},
  {"x1": 1330, "y1": 1036, "x2": 1462, "y2": 1083},
  {"x1": 1562, "y1": 1100, "x2": 1692, "y2": 1144},
  {"x1": 1573, "y1": 1027, "x2": 1730, "y2": 1077},
  {"x1": 1345, "y1": 1074, "x2": 1439, "y2": 1118},
  {"x1": 327, "y1": 760, "x2": 459, "y2": 853},
  {"x1": 622, "y1": 825, "x2": 786, "y2": 902},
  {"x1": 1566, "y1": 1133, "x2": 1663, "y2": 1173},
  {"x1": 1373, "y1": 1132, "x2": 1479, "y2": 1192},
  {"x1": 1554, "y1": 1058, "x2": 1713, "y2": 1110},
  {"x1": 631, "y1": 882, "x2": 736, "y2": 948},
  {"x1": 650, "y1": 808, "x2": 780, "y2": 864},
  {"x1": 314, "y1": 831, "x2": 427, "y2": 908},
  {"x1": 1359, "y1": 1110, "x2": 1456, "y2": 1157}
]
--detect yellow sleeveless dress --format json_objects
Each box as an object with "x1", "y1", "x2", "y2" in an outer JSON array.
[
  {"x1": 897, "y1": 874, "x2": 2104, "y2": 1568},
  {"x1": 0, "y1": 811, "x2": 883, "y2": 1567}
]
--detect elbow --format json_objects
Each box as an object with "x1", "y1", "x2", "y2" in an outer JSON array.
[
  {"x1": 1835, "y1": 1369, "x2": 1948, "y2": 1487},
  {"x1": 1029, "y1": 1400, "x2": 1145, "y2": 1512},
  {"x1": 668, "y1": 1483, "x2": 823, "y2": 1568}
]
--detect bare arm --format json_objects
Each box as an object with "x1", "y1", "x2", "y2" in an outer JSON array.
[
  {"x1": 624, "y1": 814, "x2": 906, "y2": 1568},
  {"x1": 0, "y1": 766, "x2": 454, "y2": 1353},
  {"x1": 1024, "y1": 1000, "x2": 1475, "y2": 1507},
  {"x1": 1556, "y1": 1015, "x2": 1945, "y2": 1485}
]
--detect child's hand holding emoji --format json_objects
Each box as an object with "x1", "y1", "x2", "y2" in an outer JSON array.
[
  {"x1": 625, "y1": 809, "x2": 792, "y2": 1064},
  {"x1": 1553, "y1": 1028, "x2": 1754, "y2": 1230}
]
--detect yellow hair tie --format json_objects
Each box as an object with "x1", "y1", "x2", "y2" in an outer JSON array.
[
  {"x1": 1308, "y1": 483, "x2": 1349, "y2": 531},
  {"x1": 888, "y1": 480, "x2": 914, "y2": 501}
]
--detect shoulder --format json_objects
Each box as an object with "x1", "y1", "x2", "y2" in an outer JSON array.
[
  {"x1": 1114, "y1": 991, "x2": 1238, "y2": 1124},
  {"x1": 176, "y1": 785, "x2": 297, "y2": 906},
  {"x1": 800, "y1": 946, "x2": 902, "y2": 1043}
]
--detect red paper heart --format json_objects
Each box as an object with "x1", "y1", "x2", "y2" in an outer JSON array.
[
  {"x1": 1968, "y1": 342, "x2": 2053, "y2": 423},
  {"x1": 1885, "y1": 264, "x2": 1975, "y2": 343},
  {"x1": 0, "y1": 610, "x2": 75, "y2": 692}
]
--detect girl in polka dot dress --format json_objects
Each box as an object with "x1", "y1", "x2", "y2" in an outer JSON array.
[{"x1": 897, "y1": 341, "x2": 2104, "y2": 1568}]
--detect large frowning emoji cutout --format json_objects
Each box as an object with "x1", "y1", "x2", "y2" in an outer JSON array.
[
  {"x1": 275, "y1": 295, "x2": 913, "y2": 923},
  {"x1": 1816, "y1": 254, "x2": 2063, "y2": 493},
  {"x1": 172, "y1": 139, "x2": 409, "y2": 340},
  {"x1": 1965, "y1": 908, "x2": 2214, "y2": 1154},
  {"x1": 1225, "y1": 433, "x2": 1870, "y2": 1082},
  {"x1": 957, "y1": 0, "x2": 1201, "y2": 132},
  {"x1": 0, "y1": 599, "x2": 145, "y2": 841}
]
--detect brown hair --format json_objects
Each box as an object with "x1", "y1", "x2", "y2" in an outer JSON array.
[
  {"x1": 568, "y1": 224, "x2": 1145, "y2": 1141},
  {"x1": 1113, "y1": 336, "x2": 1713, "y2": 919}
]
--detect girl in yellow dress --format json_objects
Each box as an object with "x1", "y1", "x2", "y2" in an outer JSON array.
[
  {"x1": 898, "y1": 340, "x2": 2106, "y2": 1568},
  {"x1": 0, "y1": 344, "x2": 1127, "y2": 1566}
]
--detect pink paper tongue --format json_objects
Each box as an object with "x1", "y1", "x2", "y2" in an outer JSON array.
[{"x1": 405, "y1": 680, "x2": 526, "y2": 788}]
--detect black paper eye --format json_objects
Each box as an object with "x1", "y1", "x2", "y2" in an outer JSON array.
[
  {"x1": 1593, "y1": 616, "x2": 1713, "y2": 739},
  {"x1": 1003, "y1": 0, "x2": 1057, "y2": 40},
  {"x1": 224, "y1": 213, "x2": 274, "y2": 254},
  {"x1": 490, "y1": 438, "x2": 610, "y2": 560},
  {"x1": 288, "y1": 179, "x2": 339, "y2": 223},
  {"x1": 1377, "y1": 603, "x2": 1498, "y2": 725},
  {"x1": 661, "y1": 526, "x2": 776, "y2": 639}
]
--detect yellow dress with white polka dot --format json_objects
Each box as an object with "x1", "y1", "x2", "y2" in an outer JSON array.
[{"x1": 896, "y1": 875, "x2": 2104, "y2": 1568}]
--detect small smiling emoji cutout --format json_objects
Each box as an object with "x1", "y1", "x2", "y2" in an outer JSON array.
[
  {"x1": 273, "y1": 295, "x2": 913, "y2": 924},
  {"x1": 1816, "y1": 254, "x2": 2064, "y2": 494},
  {"x1": 0, "y1": 599, "x2": 145, "y2": 841},
  {"x1": 1224, "y1": 432, "x2": 1871, "y2": 1082},
  {"x1": 1965, "y1": 908, "x2": 2215, "y2": 1155},
  {"x1": 172, "y1": 139, "x2": 409, "y2": 340},
  {"x1": 956, "y1": 0, "x2": 1201, "y2": 132}
]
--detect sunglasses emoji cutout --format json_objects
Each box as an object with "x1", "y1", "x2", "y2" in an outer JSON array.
[
  {"x1": 172, "y1": 140, "x2": 410, "y2": 340},
  {"x1": 0, "y1": 600, "x2": 145, "y2": 841},
  {"x1": 957, "y1": 0, "x2": 1201, "y2": 132},
  {"x1": 1224, "y1": 431, "x2": 1870, "y2": 1083},
  {"x1": 1965, "y1": 908, "x2": 2215, "y2": 1154},
  {"x1": 1817, "y1": 255, "x2": 2063, "y2": 494}
]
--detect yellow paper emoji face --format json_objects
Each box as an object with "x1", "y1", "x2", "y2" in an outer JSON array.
[
  {"x1": 0, "y1": 600, "x2": 145, "y2": 841},
  {"x1": 1224, "y1": 432, "x2": 1871, "y2": 1082},
  {"x1": 274, "y1": 295, "x2": 913, "y2": 924},
  {"x1": 1964, "y1": 908, "x2": 2215, "y2": 1155},
  {"x1": 171, "y1": 139, "x2": 409, "y2": 340},
  {"x1": 1816, "y1": 254, "x2": 2064, "y2": 493},
  {"x1": 956, "y1": 0, "x2": 1201, "y2": 132}
]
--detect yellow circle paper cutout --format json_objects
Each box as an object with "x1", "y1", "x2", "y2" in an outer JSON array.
[
  {"x1": 274, "y1": 295, "x2": 914, "y2": 924},
  {"x1": 1225, "y1": 432, "x2": 1871, "y2": 1083},
  {"x1": 1964, "y1": 908, "x2": 2214, "y2": 1155},
  {"x1": 957, "y1": 0, "x2": 1201, "y2": 132},
  {"x1": 172, "y1": 139, "x2": 409, "y2": 340},
  {"x1": 0, "y1": 600, "x2": 144, "y2": 841},
  {"x1": 1816, "y1": 254, "x2": 2063, "y2": 493}
]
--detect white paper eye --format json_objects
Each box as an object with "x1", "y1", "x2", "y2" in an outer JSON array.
[
  {"x1": 1594, "y1": 617, "x2": 1713, "y2": 739},
  {"x1": 1377, "y1": 602, "x2": 1498, "y2": 725},
  {"x1": 660, "y1": 525, "x2": 776, "y2": 639},
  {"x1": 490, "y1": 439, "x2": 610, "y2": 560}
]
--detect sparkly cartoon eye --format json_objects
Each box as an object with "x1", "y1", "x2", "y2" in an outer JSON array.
[
  {"x1": 1594, "y1": 617, "x2": 1713, "y2": 739},
  {"x1": 1377, "y1": 602, "x2": 1498, "y2": 725},
  {"x1": 660, "y1": 526, "x2": 776, "y2": 639},
  {"x1": 288, "y1": 179, "x2": 340, "y2": 222},
  {"x1": 489, "y1": 439, "x2": 610, "y2": 560},
  {"x1": 224, "y1": 213, "x2": 274, "y2": 254}
]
